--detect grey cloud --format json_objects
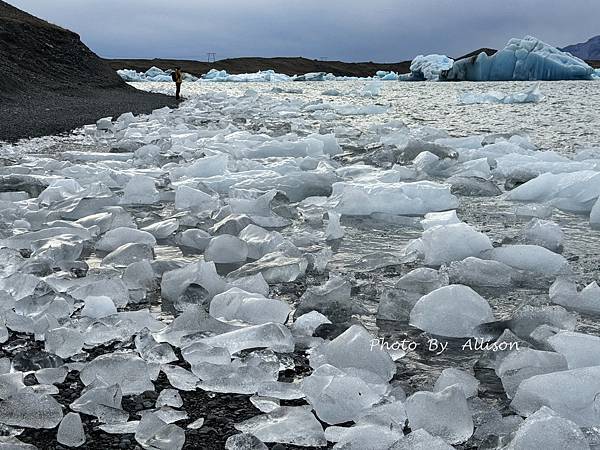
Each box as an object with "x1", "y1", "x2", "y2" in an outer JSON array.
[{"x1": 9, "y1": 0, "x2": 600, "y2": 61}]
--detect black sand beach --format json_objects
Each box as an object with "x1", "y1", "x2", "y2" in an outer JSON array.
[{"x1": 0, "y1": 0, "x2": 177, "y2": 143}]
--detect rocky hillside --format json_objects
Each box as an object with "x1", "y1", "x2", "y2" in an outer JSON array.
[
  {"x1": 562, "y1": 35, "x2": 600, "y2": 60},
  {"x1": 0, "y1": 1, "x2": 176, "y2": 141}
]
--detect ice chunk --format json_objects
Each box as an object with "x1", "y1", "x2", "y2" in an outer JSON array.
[
  {"x1": 161, "y1": 365, "x2": 199, "y2": 391},
  {"x1": 302, "y1": 364, "x2": 382, "y2": 424},
  {"x1": 377, "y1": 268, "x2": 448, "y2": 322},
  {"x1": 176, "y1": 229, "x2": 212, "y2": 251},
  {"x1": 135, "y1": 411, "x2": 185, "y2": 450},
  {"x1": 330, "y1": 181, "x2": 458, "y2": 216},
  {"x1": 57, "y1": 412, "x2": 85, "y2": 447},
  {"x1": 229, "y1": 252, "x2": 307, "y2": 283},
  {"x1": 433, "y1": 368, "x2": 479, "y2": 398},
  {"x1": 548, "y1": 331, "x2": 600, "y2": 369},
  {"x1": 325, "y1": 211, "x2": 344, "y2": 240},
  {"x1": 200, "y1": 322, "x2": 294, "y2": 354},
  {"x1": 410, "y1": 54, "x2": 454, "y2": 81},
  {"x1": 591, "y1": 197, "x2": 600, "y2": 229},
  {"x1": 160, "y1": 261, "x2": 226, "y2": 305},
  {"x1": 156, "y1": 389, "x2": 183, "y2": 408},
  {"x1": 409, "y1": 285, "x2": 494, "y2": 338},
  {"x1": 446, "y1": 36, "x2": 593, "y2": 81},
  {"x1": 174, "y1": 185, "x2": 219, "y2": 212},
  {"x1": 390, "y1": 429, "x2": 454, "y2": 449},
  {"x1": 250, "y1": 396, "x2": 280, "y2": 413},
  {"x1": 522, "y1": 219, "x2": 563, "y2": 252},
  {"x1": 507, "y1": 305, "x2": 577, "y2": 339},
  {"x1": 405, "y1": 385, "x2": 473, "y2": 444},
  {"x1": 310, "y1": 325, "x2": 396, "y2": 383},
  {"x1": 0, "y1": 393, "x2": 63, "y2": 428},
  {"x1": 507, "y1": 406, "x2": 589, "y2": 450},
  {"x1": 45, "y1": 327, "x2": 85, "y2": 358},
  {"x1": 80, "y1": 296, "x2": 117, "y2": 319},
  {"x1": 487, "y1": 245, "x2": 570, "y2": 276},
  {"x1": 419, "y1": 223, "x2": 493, "y2": 266},
  {"x1": 210, "y1": 288, "x2": 291, "y2": 325},
  {"x1": 169, "y1": 154, "x2": 228, "y2": 180},
  {"x1": 225, "y1": 433, "x2": 268, "y2": 450},
  {"x1": 459, "y1": 84, "x2": 544, "y2": 104},
  {"x1": 292, "y1": 311, "x2": 331, "y2": 337},
  {"x1": 142, "y1": 219, "x2": 179, "y2": 240},
  {"x1": 234, "y1": 406, "x2": 326, "y2": 447},
  {"x1": 511, "y1": 366, "x2": 600, "y2": 426},
  {"x1": 80, "y1": 353, "x2": 154, "y2": 395},
  {"x1": 332, "y1": 423, "x2": 403, "y2": 449},
  {"x1": 96, "y1": 227, "x2": 156, "y2": 253},
  {"x1": 420, "y1": 210, "x2": 460, "y2": 230},
  {"x1": 506, "y1": 170, "x2": 600, "y2": 213},
  {"x1": 497, "y1": 348, "x2": 568, "y2": 398},
  {"x1": 445, "y1": 257, "x2": 515, "y2": 288},
  {"x1": 120, "y1": 175, "x2": 159, "y2": 205},
  {"x1": 296, "y1": 275, "x2": 356, "y2": 321},
  {"x1": 204, "y1": 235, "x2": 249, "y2": 264},
  {"x1": 238, "y1": 225, "x2": 285, "y2": 260},
  {"x1": 102, "y1": 242, "x2": 154, "y2": 267}
]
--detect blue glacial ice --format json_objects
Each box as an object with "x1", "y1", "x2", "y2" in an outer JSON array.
[{"x1": 445, "y1": 36, "x2": 594, "y2": 81}]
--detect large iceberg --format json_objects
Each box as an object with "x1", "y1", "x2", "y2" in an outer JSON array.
[{"x1": 445, "y1": 36, "x2": 594, "y2": 81}]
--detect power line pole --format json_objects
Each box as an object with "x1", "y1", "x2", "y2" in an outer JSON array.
[{"x1": 207, "y1": 52, "x2": 216, "y2": 63}]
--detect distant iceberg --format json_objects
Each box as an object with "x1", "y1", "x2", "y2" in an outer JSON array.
[
  {"x1": 203, "y1": 68, "x2": 292, "y2": 82},
  {"x1": 117, "y1": 66, "x2": 198, "y2": 82},
  {"x1": 409, "y1": 54, "x2": 454, "y2": 81},
  {"x1": 459, "y1": 84, "x2": 544, "y2": 104},
  {"x1": 445, "y1": 36, "x2": 594, "y2": 81}
]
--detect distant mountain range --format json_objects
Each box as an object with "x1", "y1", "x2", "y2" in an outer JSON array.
[{"x1": 562, "y1": 35, "x2": 600, "y2": 60}]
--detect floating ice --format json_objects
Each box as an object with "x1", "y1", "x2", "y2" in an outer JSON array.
[
  {"x1": 511, "y1": 366, "x2": 600, "y2": 426},
  {"x1": 522, "y1": 218, "x2": 564, "y2": 252},
  {"x1": 229, "y1": 252, "x2": 307, "y2": 283},
  {"x1": 57, "y1": 412, "x2": 86, "y2": 448},
  {"x1": 445, "y1": 257, "x2": 516, "y2": 288},
  {"x1": 591, "y1": 198, "x2": 600, "y2": 229},
  {"x1": 506, "y1": 170, "x2": 600, "y2": 214},
  {"x1": 301, "y1": 364, "x2": 383, "y2": 424},
  {"x1": 80, "y1": 353, "x2": 155, "y2": 395},
  {"x1": 405, "y1": 385, "x2": 473, "y2": 444},
  {"x1": 390, "y1": 429, "x2": 454, "y2": 449},
  {"x1": 0, "y1": 393, "x2": 63, "y2": 428},
  {"x1": 420, "y1": 210, "x2": 461, "y2": 230},
  {"x1": 497, "y1": 348, "x2": 568, "y2": 398},
  {"x1": 446, "y1": 36, "x2": 593, "y2": 81},
  {"x1": 234, "y1": 406, "x2": 326, "y2": 447},
  {"x1": 410, "y1": 54, "x2": 454, "y2": 81},
  {"x1": 225, "y1": 433, "x2": 268, "y2": 450},
  {"x1": 459, "y1": 84, "x2": 544, "y2": 104},
  {"x1": 204, "y1": 235, "x2": 249, "y2": 264},
  {"x1": 330, "y1": 181, "x2": 458, "y2": 216},
  {"x1": 200, "y1": 322, "x2": 294, "y2": 355},
  {"x1": 547, "y1": 331, "x2": 600, "y2": 369},
  {"x1": 433, "y1": 368, "x2": 479, "y2": 398},
  {"x1": 418, "y1": 223, "x2": 493, "y2": 266},
  {"x1": 507, "y1": 406, "x2": 589, "y2": 450},
  {"x1": 120, "y1": 175, "x2": 159, "y2": 205},
  {"x1": 95, "y1": 227, "x2": 156, "y2": 253},
  {"x1": 410, "y1": 284, "x2": 494, "y2": 338},
  {"x1": 310, "y1": 324, "x2": 396, "y2": 383},
  {"x1": 209, "y1": 288, "x2": 291, "y2": 325},
  {"x1": 486, "y1": 244, "x2": 570, "y2": 276}
]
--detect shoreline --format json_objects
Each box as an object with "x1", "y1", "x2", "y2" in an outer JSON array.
[{"x1": 0, "y1": 87, "x2": 179, "y2": 144}]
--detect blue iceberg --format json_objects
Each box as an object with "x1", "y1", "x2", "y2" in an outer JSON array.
[{"x1": 445, "y1": 36, "x2": 593, "y2": 81}]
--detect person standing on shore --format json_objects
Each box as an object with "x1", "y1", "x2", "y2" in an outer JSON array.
[{"x1": 172, "y1": 68, "x2": 183, "y2": 100}]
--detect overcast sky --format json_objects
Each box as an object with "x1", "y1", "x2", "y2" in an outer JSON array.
[{"x1": 9, "y1": 0, "x2": 600, "y2": 61}]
